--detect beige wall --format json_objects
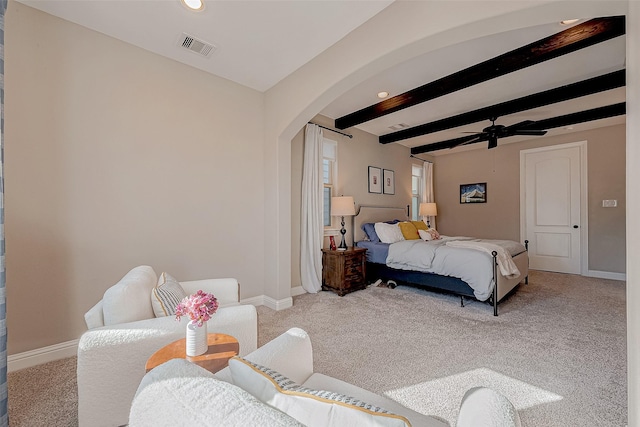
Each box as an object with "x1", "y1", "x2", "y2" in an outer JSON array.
[
  {"x1": 291, "y1": 115, "x2": 420, "y2": 288},
  {"x1": 433, "y1": 124, "x2": 626, "y2": 274},
  {"x1": 4, "y1": 2, "x2": 265, "y2": 353}
]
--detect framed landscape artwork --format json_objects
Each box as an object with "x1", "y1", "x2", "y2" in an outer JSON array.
[
  {"x1": 383, "y1": 169, "x2": 395, "y2": 195},
  {"x1": 460, "y1": 182, "x2": 487, "y2": 203},
  {"x1": 368, "y1": 166, "x2": 382, "y2": 194}
]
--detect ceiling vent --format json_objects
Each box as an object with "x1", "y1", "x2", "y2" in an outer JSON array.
[
  {"x1": 388, "y1": 123, "x2": 410, "y2": 131},
  {"x1": 177, "y1": 33, "x2": 216, "y2": 58}
]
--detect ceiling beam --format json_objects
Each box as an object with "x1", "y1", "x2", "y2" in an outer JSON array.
[
  {"x1": 335, "y1": 16, "x2": 625, "y2": 130},
  {"x1": 411, "y1": 102, "x2": 626, "y2": 154},
  {"x1": 383, "y1": 69, "x2": 624, "y2": 144}
]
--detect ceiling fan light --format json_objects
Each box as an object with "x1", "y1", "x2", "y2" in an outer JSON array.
[
  {"x1": 182, "y1": 0, "x2": 204, "y2": 11},
  {"x1": 560, "y1": 19, "x2": 580, "y2": 25},
  {"x1": 377, "y1": 91, "x2": 389, "y2": 99}
]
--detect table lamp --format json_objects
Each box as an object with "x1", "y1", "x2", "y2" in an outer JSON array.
[
  {"x1": 419, "y1": 202, "x2": 437, "y2": 228},
  {"x1": 331, "y1": 196, "x2": 356, "y2": 250}
]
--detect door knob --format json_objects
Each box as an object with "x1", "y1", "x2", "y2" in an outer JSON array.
[{"x1": 573, "y1": 225, "x2": 579, "y2": 229}]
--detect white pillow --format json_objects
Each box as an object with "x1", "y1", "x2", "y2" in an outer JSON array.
[
  {"x1": 418, "y1": 229, "x2": 432, "y2": 241},
  {"x1": 102, "y1": 266, "x2": 158, "y2": 326},
  {"x1": 229, "y1": 357, "x2": 410, "y2": 427},
  {"x1": 418, "y1": 229, "x2": 441, "y2": 241},
  {"x1": 151, "y1": 272, "x2": 188, "y2": 317},
  {"x1": 374, "y1": 223, "x2": 405, "y2": 244}
]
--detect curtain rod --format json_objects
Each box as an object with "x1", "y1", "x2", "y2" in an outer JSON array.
[
  {"x1": 410, "y1": 154, "x2": 433, "y2": 163},
  {"x1": 309, "y1": 122, "x2": 353, "y2": 139}
]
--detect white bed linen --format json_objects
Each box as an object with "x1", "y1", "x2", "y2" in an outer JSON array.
[{"x1": 386, "y1": 237, "x2": 525, "y2": 301}]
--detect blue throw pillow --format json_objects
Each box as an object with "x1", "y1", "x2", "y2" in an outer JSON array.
[{"x1": 361, "y1": 223, "x2": 380, "y2": 242}]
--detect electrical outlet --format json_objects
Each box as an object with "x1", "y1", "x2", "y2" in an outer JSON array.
[{"x1": 602, "y1": 199, "x2": 617, "y2": 208}]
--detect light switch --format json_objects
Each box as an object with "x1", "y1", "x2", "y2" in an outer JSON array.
[{"x1": 602, "y1": 200, "x2": 617, "y2": 208}]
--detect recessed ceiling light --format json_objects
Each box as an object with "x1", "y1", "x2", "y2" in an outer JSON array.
[
  {"x1": 377, "y1": 91, "x2": 389, "y2": 99},
  {"x1": 182, "y1": 0, "x2": 204, "y2": 11},
  {"x1": 560, "y1": 19, "x2": 580, "y2": 25}
]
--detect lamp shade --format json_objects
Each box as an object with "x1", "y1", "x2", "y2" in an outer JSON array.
[
  {"x1": 331, "y1": 196, "x2": 356, "y2": 216},
  {"x1": 419, "y1": 202, "x2": 437, "y2": 217}
]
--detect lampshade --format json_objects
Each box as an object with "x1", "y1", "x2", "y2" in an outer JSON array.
[
  {"x1": 331, "y1": 196, "x2": 356, "y2": 217},
  {"x1": 419, "y1": 202, "x2": 438, "y2": 217}
]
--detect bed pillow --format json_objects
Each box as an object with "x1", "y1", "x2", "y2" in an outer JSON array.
[
  {"x1": 229, "y1": 357, "x2": 410, "y2": 427},
  {"x1": 418, "y1": 229, "x2": 432, "y2": 241},
  {"x1": 374, "y1": 223, "x2": 405, "y2": 244},
  {"x1": 411, "y1": 220, "x2": 429, "y2": 231},
  {"x1": 418, "y1": 229, "x2": 441, "y2": 241},
  {"x1": 361, "y1": 223, "x2": 380, "y2": 243},
  {"x1": 398, "y1": 222, "x2": 420, "y2": 240}
]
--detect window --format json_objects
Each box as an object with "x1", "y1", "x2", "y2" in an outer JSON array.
[
  {"x1": 323, "y1": 139, "x2": 338, "y2": 227},
  {"x1": 411, "y1": 164, "x2": 423, "y2": 220}
]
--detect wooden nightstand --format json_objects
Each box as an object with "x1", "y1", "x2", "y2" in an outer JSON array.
[{"x1": 321, "y1": 247, "x2": 367, "y2": 296}]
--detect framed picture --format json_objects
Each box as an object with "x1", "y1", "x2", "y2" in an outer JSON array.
[
  {"x1": 460, "y1": 182, "x2": 487, "y2": 203},
  {"x1": 368, "y1": 166, "x2": 382, "y2": 193},
  {"x1": 383, "y1": 169, "x2": 395, "y2": 195}
]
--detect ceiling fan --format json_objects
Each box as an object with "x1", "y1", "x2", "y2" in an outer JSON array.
[{"x1": 455, "y1": 117, "x2": 547, "y2": 149}]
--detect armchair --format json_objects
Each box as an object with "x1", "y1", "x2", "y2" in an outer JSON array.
[{"x1": 77, "y1": 266, "x2": 257, "y2": 427}]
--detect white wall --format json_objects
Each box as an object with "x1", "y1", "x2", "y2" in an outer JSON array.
[
  {"x1": 626, "y1": 0, "x2": 639, "y2": 422},
  {"x1": 4, "y1": 2, "x2": 265, "y2": 353}
]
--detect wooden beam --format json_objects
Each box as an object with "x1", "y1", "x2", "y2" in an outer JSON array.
[
  {"x1": 335, "y1": 16, "x2": 625, "y2": 130},
  {"x1": 410, "y1": 102, "x2": 626, "y2": 154},
  {"x1": 385, "y1": 69, "x2": 624, "y2": 144}
]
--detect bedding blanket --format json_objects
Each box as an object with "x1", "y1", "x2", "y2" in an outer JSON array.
[
  {"x1": 386, "y1": 237, "x2": 525, "y2": 301},
  {"x1": 445, "y1": 240, "x2": 521, "y2": 279}
]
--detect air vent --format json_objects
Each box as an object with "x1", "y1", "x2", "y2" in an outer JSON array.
[
  {"x1": 177, "y1": 33, "x2": 216, "y2": 58},
  {"x1": 388, "y1": 123, "x2": 410, "y2": 131}
]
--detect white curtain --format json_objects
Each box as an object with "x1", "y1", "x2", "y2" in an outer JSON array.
[
  {"x1": 422, "y1": 162, "x2": 435, "y2": 228},
  {"x1": 300, "y1": 124, "x2": 324, "y2": 293}
]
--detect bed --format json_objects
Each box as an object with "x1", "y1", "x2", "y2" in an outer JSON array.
[{"x1": 354, "y1": 206, "x2": 529, "y2": 316}]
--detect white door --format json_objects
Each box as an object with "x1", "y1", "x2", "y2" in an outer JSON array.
[{"x1": 521, "y1": 144, "x2": 584, "y2": 274}]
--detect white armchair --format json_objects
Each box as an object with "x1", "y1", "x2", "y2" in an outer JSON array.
[{"x1": 77, "y1": 266, "x2": 258, "y2": 427}]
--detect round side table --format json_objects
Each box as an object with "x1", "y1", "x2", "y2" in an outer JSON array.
[{"x1": 145, "y1": 333, "x2": 239, "y2": 373}]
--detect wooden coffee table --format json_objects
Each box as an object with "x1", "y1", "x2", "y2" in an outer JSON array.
[{"x1": 145, "y1": 333, "x2": 239, "y2": 374}]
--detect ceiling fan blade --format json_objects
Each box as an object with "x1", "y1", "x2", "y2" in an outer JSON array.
[
  {"x1": 457, "y1": 136, "x2": 484, "y2": 147},
  {"x1": 448, "y1": 133, "x2": 486, "y2": 148},
  {"x1": 504, "y1": 120, "x2": 536, "y2": 131},
  {"x1": 512, "y1": 129, "x2": 548, "y2": 136}
]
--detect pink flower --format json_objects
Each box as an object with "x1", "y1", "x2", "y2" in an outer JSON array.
[{"x1": 175, "y1": 290, "x2": 219, "y2": 327}]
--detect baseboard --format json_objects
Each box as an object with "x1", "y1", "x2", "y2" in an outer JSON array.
[
  {"x1": 263, "y1": 295, "x2": 293, "y2": 311},
  {"x1": 291, "y1": 286, "x2": 306, "y2": 297},
  {"x1": 240, "y1": 294, "x2": 294, "y2": 311},
  {"x1": 586, "y1": 270, "x2": 626, "y2": 281},
  {"x1": 8, "y1": 339, "x2": 79, "y2": 373}
]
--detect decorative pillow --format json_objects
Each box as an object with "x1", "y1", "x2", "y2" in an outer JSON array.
[
  {"x1": 151, "y1": 272, "x2": 188, "y2": 317},
  {"x1": 418, "y1": 229, "x2": 432, "y2": 241},
  {"x1": 102, "y1": 265, "x2": 158, "y2": 326},
  {"x1": 398, "y1": 222, "x2": 420, "y2": 240},
  {"x1": 419, "y1": 229, "x2": 441, "y2": 241},
  {"x1": 228, "y1": 357, "x2": 410, "y2": 427},
  {"x1": 411, "y1": 220, "x2": 429, "y2": 231},
  {"x1": 374, "y1": 222, "x2": 405, "y2": 244},
  {"x1": 361, "y1": 223, "x2": 380, "y2": 243},
  {"x1": 428, "y1": 228, "x2": 441, "y2": 240}
]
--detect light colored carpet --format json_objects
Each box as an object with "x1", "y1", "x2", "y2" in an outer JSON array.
[
  {"x1": 256, "y1": 270, "x2": 627, "y2": 426},
  {"x1": 7, "y1": 270, "x2": 626, "y2": 426}
]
